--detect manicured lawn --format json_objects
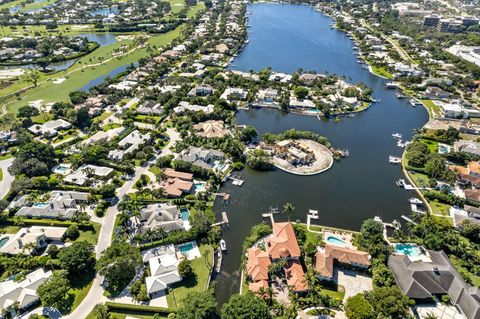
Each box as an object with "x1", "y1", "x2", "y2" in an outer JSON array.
[
  {"x1": 319, "y1": 286, "x2": 345, "y2": 300},
  {"x1": 31, "y1": 112, "x2": 54, "y2": 123},
  {"x1": 166, "y1": 244, "x2": 214, "y2": 308},
  {"x1": 408, "y1": 171, "x2": 431, "y2": 188},
  {"x1": 430, "y1": 200, "x2": 450, "y2": 216},
  {"x1": 0, "y1": 168, "x2": 3, "y2": 182},
  {"x1": 93, "y1": 111, "x2": 113, "y2": 123},
  {"x1": 418, "y1": 138, "x2": 438, "y2": 153},
  {"x1": 186, "y1": 2, "x2": 205, "y2": 18},
  {"x1": 68, "y1": 271, "x2": 95, "y2": 313},
  {"x1": 420, "y1": 99, "x2": 442, "y2": 119},
  {"x1": 4, "y1": 27, "x2": 184, "y2": 114},
  {"x1": 371, "y1": 65, "x2": 393, "y2": 79},
  {"x1": 71, "y1": 222, "x2": 101, "y2": 245},
  {"x1": 149, "y1": 166, "x2": 162, "y2": 176},
  {"x1": 0, "y1": 153, "x2": 13, "y2": 161}
]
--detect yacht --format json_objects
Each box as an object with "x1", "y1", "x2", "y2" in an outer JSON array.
[{"x1": 220, "y1": 239, "x2": 227, "y2": 252}]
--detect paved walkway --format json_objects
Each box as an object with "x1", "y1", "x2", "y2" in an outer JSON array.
[{"x1": 0, "y1": 158, "x2": 14, "y2": 199}]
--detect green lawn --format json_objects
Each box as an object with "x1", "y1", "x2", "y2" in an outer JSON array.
[
  {"x1": 0, "y1": 168, "x2": 3, "y2": 182},
  {"x1": 0, "y1": 224, "x2": 20, "y2": 234},
  {"x1": 93, "y1": 111, "x2": 113, "y2": 123},
  {"x1": 418, "y1": 138, "x2": 438, "y2": 153},
  {"x1": 68, "y1": 271, "x2": 95, "y2": 313},
  {"x1": 70, "y1": 222, "x2": 101, "y2": 245},
  {"x1": 420, "y1": 99, "x2": 442, "y2": 119},
  {"x1": 430, "y1": 200, "x2": 451, "y2": 216},
  {"x1": 4, "y1": 27, "x2": 184, "y2": 114},
  {"x1": 319, "y1": 285, "x2": 345, "y2": 300},
  {"x1": 31, "y1": 112, "x2": 54, "y2": 124},
  {"x1": 166, "y1": 244, "x2": 214, "y2": 308},
  {"x1": 371, "y1": 65, "x2": 393, "y2": 79},
  {"x1": 149, "y1": 166, "x2": 162, "y2": 176},
  {"x1": 0, "y1": 153, "x2": 13, "y2": 161}
]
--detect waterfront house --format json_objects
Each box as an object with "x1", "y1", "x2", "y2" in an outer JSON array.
[
  {"x1": 81, "y1": 126, "x2": 126, "y2": 146},
  {"x1": 192, "y1": 120, "x2": 230, "y2": 138},
  {"x1": 144, "y1": 245, "x2": 182, "y2": 298},
  {"x1": 220, "y1": 87, "x2": 248, "y2": 101},
  {"x1": 453, "y1": 140, "x2": 480, "y2": 157},
  {"x1": 178, "y1": 146, "x2": 225, "y2": 171},
  {"x1": 450, "y1": 205, "x2": 480, "y2": 227},
  {"x1": 315, "y1": 244, "x2": 371, "y2": 281},
  {"x1": 289, "y1": 98, "x2": 316, "y2": 110},
  {"x1": 0, "y1": 268, "x2": 52, "y2": 317},
  {"x1": 161, "y1": 169, "x2": 194, "y2": 198},
  {"x1": 388, "y1": 250, "x2": 480, "y2": 319},
  {"x1": 136, "y1": 203, "x2": 184, "y2": 233},
  {"x1": 256, "y1": 88, "x2": 279, "y2": 104},
  {"x1": 246, "y1": 221, "x2": 307, "y2": 294},
  {"x1": 15, "y1": 191, "x2": 89, "y2": 220},
  {"x1": 0, "y1": 226, "x2": 67, "y2": 255}
]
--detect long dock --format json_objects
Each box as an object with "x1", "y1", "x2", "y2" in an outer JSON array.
[{"x1": 401, "y1": 215, "x2": 418, "y2": 225}]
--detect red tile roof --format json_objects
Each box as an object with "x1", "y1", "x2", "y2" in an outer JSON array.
[
  {"x1": 267, "y1": 222, "x2": 301, "y2": 259},
  {"x1": 285, "y1": 259, "x2": 307, "y2": 292},
  {"x1": 315, "y1": 244, "x2": 371, "y2": 278}
]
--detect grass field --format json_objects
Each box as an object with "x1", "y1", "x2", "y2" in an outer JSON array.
[
  {"x1": 166, "y1": 245, "x2": 214, "y2": 308},
  {"x1": 4, "y1": 26, "x2": 183, "y2": 114},
  {"x1": 371, "y1": 65, "x2": 393, "y2": 79},
  {"x1": 420, "y1": 99, "x2": 442, "y2": 119}
]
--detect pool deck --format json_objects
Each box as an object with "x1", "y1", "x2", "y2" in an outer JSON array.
[{"x1": 322, "y1": 229, "x2": 354, "y2": 249}]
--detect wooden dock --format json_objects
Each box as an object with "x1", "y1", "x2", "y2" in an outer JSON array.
[
  {"x1": 401, "y1": 215, "x2": 418, "y2": 225},
  {"x1": 212, "y1": 212, "x2": 229, "y2": 227}
]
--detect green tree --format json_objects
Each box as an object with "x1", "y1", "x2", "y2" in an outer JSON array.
[
  {"x1": 37, "y1": 271, "x2": 71, "y2": 310},
  {"x1": 92, "y1": 304, "x2": 110, "y2": 319},
  {"x1": 221, "y1": 293, "x2": 271, "y2": 319},
  {"x1": 178, "y1": 259, "x2": 194, "y2": 278},
  {"x1": 58, "y1": 241, "x2": 95, "y2": 277},
  {"x1": 176, "y1": 291, "x2": 217, "y2": 319},
  {"x1": 345, "y1": 293, "x2": 374, "y2": 319},
  {"x1": 365, "y1": 286, "x2": 413, "y2": 318},
  {"x1": 96, "y1": 241, "x2": 142, "y2": 295},
  {"x1": 283, "y1": 202, "x2": 295, "y2": 221}
]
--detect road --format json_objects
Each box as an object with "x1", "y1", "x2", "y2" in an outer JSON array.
[
  {"x1": 66, "y1": 128, "x2": 180, "y2": 319},
  {"x1": 0, "y1": 158, "x2": 14, "y2": 200}
]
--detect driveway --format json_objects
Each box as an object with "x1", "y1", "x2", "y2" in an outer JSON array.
[
  {"x1": 161, "y1": 128, "x2": 180, "y2": 156},
  {"x1": 0, "y1": 158, "x2": 14, "y2": 199},
  {"x1": 335, "y1": 268, "x2": 372, "y2": 301}
]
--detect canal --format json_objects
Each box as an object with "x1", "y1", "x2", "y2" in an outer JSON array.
[{"x1": 214, "y1": 3, "x2": 429, "y2": 305}]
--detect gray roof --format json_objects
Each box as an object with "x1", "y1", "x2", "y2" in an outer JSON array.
[{"x1": 388, "y1": 250, "x2": 480, "y2": 319}]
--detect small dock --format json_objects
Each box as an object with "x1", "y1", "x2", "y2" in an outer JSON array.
[
  {"x1": 262, "y1": 207, "x2": 280, "y2": 223},
  {"x1": 212, "y1": 212, "x2": 229, "y2": 227},
  {"x1": 215, "y1": 249, "x2": 222, "y2": 273},
  {"x1": 389, "y1": 155, "x2": 402, "y2": 164},
  {"x1": 396, "y1": 179, "x2": 415, "y2": 190},
  {"x1": 214, "y1": 193, "x2": 231, "y2": 204},
  {"x1": 401, "y1": 215, "x2": 418, "y2": 225},
  {"x1": 228, "y1": 176, "x2": 244, "y2": 186}
]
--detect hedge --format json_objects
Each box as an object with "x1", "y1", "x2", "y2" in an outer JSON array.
[
  {"x1": 7, "y1": 218, "x2": 94, "y2": 231},
  {"x1": 140, "y1": 230, "x2": 196, "y2": 250},
  {"x1": 105, "y1": 302, "x2": 176, "y2": 314}
]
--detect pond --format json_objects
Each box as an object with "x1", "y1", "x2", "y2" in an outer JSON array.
[{"x1": 213, "y1": 2, "x2": 429, "y2": 305}]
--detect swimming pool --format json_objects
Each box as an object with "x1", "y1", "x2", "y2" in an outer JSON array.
[
  {"x1": 180, "y1": 208, "x2": 190, "y2": 221},
  {"x1": 0, "y1": 236, "x2": 9, "y2": 248},
  {"x1": 33, "y1": 203, "x2": 49, "y2": 208},
  {"x1": 195, "y1": 183, "x2": 206, "y2": 192},
  {"x1": 178, "y1": 242, "x2": 195, "y2": 254},
  {"x1": 326, "y1": 236, "x2": 346, "y2": 246},
  {"x1": 395, "y1": 243, "x2": 423, "y2": 257}
]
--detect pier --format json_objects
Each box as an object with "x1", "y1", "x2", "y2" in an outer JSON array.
[
  {"x1": 401, "y1": 215, "x2": 418, "y2": 225},
  {"x1": 214, "y1": 192, "x2": 231, "y2": 204},
  {"x1": 228, "y1": 176, "x2": 244, "y2": 186},
  {"x1": 389, "y1": 155, "x2": 402, "y2": 164},
  {"x1": 212, "y1": 211, "x2": 229, "y2": 227}
]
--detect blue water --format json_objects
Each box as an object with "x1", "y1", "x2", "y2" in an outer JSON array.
[
  {"x1": 78, "y1": 33, "x2": 118, "y2": 47},
  {"x1": 195, "y1": 182, "x2": 206, "y2": 191},
  {"x1": 80, "y1": 63, "x2": 137, "y2": 92},
  {"x1": 395, "y1": 243, "x2": 422, "y2": 257},
  {"x1": 215, "y1": 3, "x2": 429, "y2": 305},
  {"x1": 33, "y1": 203, "x2": 48, "y2": 208},
  {"x1": 0, "y1": 237, "x2": 9, "y2": 248},
  {"x1": 178, "y1": 242, "x2": 195, "y2": 253},
  {"x1": 326, "y1": 236, "x2": 346, "y2": 246},
  {"x1": 180, "y1": 208, "x2": 190, "y2": 221}
]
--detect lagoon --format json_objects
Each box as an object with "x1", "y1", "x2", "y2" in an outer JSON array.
[{"x1": 214, "y1": 2, "x2": 428, "y2": 305}]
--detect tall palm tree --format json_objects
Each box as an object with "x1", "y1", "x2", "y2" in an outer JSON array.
[{"x1": 282, "y1": 202, "x2": 295, "y2": 221}]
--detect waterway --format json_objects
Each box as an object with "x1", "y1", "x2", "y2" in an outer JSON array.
[
  {"x1": 214, "y1": 3, "x2": 429, "y2": 305},
  {"x1": 0, "y1": 33, "x2": 117, "y2": 72}
]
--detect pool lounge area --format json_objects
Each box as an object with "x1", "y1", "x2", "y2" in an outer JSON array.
[
  {"x1": 322, "y1": 229, "x2": 353, "y2": 248},
  {"x1": 179, "y1": 207, "x2": 192, "y2": 231},
  {"x1": 326, "y1": 235, "x2": 346, "y2": 246},
  {"x1": 176, "y1": 241, "x2": 201, "y2": 260},
  {"x1": 393, "y1": 243, "x2": 431, "y2": 262}
]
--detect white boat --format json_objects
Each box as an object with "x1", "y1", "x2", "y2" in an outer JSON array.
[
  {"x1": 220, "y1": 239, "x2": 227, "y2": 251},
  {"x1": 392, "y1": 133, "x2": 403, "y2": 139},
  {"x1": 409, "y1": 198, "x2": 423, "y2": 204},
  {"x1": 385, "y1": 82, "x2": 398, "y2": 89}
]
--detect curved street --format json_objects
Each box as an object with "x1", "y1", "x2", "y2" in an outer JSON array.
[{"x1": 0, "y1": 158, "x2": 15, "y2": 200}]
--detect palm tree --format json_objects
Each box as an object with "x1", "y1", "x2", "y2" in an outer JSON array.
[
  {"x1": 282, "y1": 202, "x2": 295, "y2": 221},
  {"x1": 423, "y1": 313, "x2": 437, "y2": 319}
]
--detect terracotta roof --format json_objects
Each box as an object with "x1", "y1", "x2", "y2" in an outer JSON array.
[
  {"x1": 163, "y1": 168, "x2": 193, "y2": 181},
  {"x1": 465, "y1": 189, "x2": 480, "y2": 202},
  {"x1": 284, "y1": 259, "x2": 307, "y2": 292},
  {"x1": 468, "y1": 162, "x2": 480, "y2": 175},
  {"x1": 246, "y1": 247, "x2": 271, "y2": 282},
  {"x1": 249, "y1": 280, "x2": 269, "y2": 293},
  {"x1": 449, "y1": 161, "x2": 480, "y2": 176},
  {"x1": 267, "y1": 222, "x2": 301, "y2": 259},
  {"x1": 449, "y1": 165, "x2": 469, "y2": 175},
  {"x1": 315, "y1": 244, "x2": 371, "y2": 278},
  {"x1": 162, "y1": 178, "x2": 193, "y2": 197}
]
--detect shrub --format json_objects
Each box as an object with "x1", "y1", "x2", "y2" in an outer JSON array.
[{"x1": 65, "y1": 224, "x2": 80, "y2": 240}]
